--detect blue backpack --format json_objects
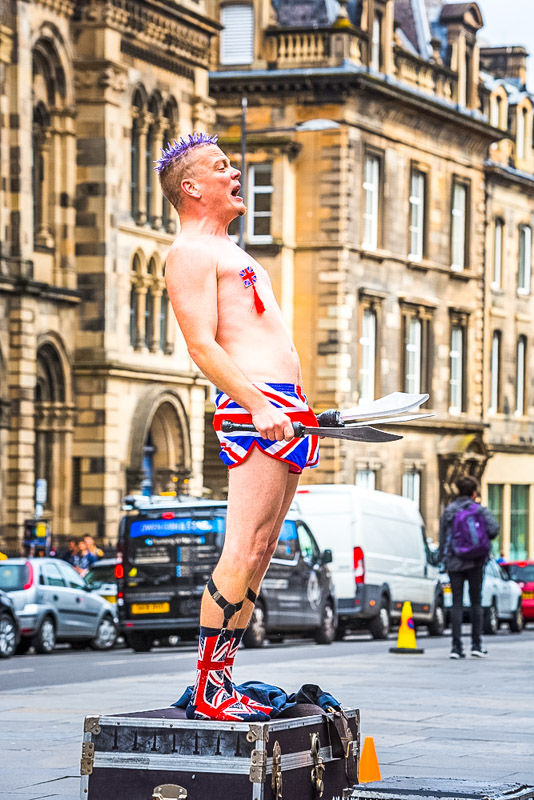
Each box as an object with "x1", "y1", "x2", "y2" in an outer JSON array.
[{"x1": 451, "y1": 503, "x2": 491, "y2": 561}]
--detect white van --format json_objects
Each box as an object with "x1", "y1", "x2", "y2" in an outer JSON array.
[{"x1": 292, "y1": 485, "x2": 445, "y2": 639}]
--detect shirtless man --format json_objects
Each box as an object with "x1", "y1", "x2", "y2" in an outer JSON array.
[{"x1": 156, "y1": 133, "x2": 319, "y2": 721}]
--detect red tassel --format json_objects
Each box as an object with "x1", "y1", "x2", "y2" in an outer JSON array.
[{"x1": 252, "y1": 285, "x2": 265, "y2": 314}]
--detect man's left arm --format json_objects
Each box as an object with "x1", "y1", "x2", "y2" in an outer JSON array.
[{"x1": 480, "y1": 506, "x2": 500, "y2": 540}]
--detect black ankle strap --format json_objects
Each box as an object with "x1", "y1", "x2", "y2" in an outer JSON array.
[{"x1": 207, "y1": 577, "x2": 244, "y2": 629}]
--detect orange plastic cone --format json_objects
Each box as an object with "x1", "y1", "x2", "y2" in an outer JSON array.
[
  {"x1": 358, "y1": 736, "x2": 382, "y2": 783},
  {"x1": 389, "y1": 601, "x2": 424, "y2": 654}
]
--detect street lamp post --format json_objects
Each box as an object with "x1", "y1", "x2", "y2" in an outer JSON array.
[
  {"x1": 238, "y1": 95, "x2": 248, "y2": 249},
  {"x1": 236, "y1": 110, "x2": 340, "y2": 250}
]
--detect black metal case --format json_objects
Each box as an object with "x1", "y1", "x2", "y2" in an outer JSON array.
[
  {"x1": 81, "y1": 704, "x2": 359, "y2": 800},
  {"x1": 344, "y1": 778, "x2": 534, "y2": 800}
]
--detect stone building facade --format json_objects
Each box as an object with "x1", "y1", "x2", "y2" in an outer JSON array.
[
  {"x1": 0, "y1": 0, "x2": 218, "y2": 550},
  {"x1": 481, "y1": 48, "x2": 534, "y2": 560},
  {"x1": 208, "y1": 0, "x2": 534, "y2": 548}
]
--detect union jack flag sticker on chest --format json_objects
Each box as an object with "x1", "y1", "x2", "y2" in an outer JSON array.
[{"x1": 239, "y1": 266, "x2": 265, "y2": 314}]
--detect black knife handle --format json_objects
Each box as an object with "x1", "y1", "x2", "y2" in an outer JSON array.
[
  {"x1": 316, "y1": 409, "x2": 344, "y2": 427},
  {"x1": 221, "y1": 420, "x2": 305, "y2": 437}
]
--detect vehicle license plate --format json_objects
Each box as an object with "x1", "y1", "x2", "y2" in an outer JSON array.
[
  {"x1": 131, "y1": 602, "x2": 170, "y2": 614},
  {"x1": 103, "y1": 595, "x2": 116, "y2": 604},
  {"x1": 523, "y1": 591, "x2": 534, "y2": 599}
]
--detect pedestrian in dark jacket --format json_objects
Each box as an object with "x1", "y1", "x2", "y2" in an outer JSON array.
[{"x1": 438, "y1": 475, "x2": 499, "y2": 660}]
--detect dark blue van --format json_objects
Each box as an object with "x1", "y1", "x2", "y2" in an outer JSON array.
[{"x1": 116, "y1": 498, "x2": 336, "y2": 652}]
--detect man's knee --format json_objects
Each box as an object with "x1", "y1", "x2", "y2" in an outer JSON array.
[{"x1": 219, "y1": 542, "x2": 268, "y2": 580}]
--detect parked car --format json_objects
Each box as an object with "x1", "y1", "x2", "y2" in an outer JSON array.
[
  {"x1": 292, "y1": 485, "x2": 445, "y2": 640},
  {"x1": 0, "y1": 589, "x2": 20, "y2": 658},
  {"x1": 0, "y1": 558, "x2": 118, "y2": 653},
  {"x1": 85, "y1": 559, "x2": 119, "y2": 605},
  {"x1": 502, "y1": 561, "x2": 534, "y2": 625},
  {"x1": 117, "y1": 497, "x2": 337, "y2": 652},
  {"x1": 440, "y1": 557, "x2": 524, "y2": 634}
]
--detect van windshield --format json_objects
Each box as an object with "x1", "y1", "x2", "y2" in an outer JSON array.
[
  {"x1": 123, "y1": 516, "x2": 225, "y2": 589},
  {"x1": 0, "y1": 563, "x2": 27, "y2": 591}
]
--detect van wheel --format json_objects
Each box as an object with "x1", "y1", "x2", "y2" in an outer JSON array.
[
  {"x1": 509, "y1": 603, "x2": 524, "y2": 633},
  {"x1": 428, "y1": 601, "x2": 445, "y2": 637},
  {"x1": 314, "y1": 601, "x2": 336, "y2": 645},
  {"x1": 128, "y1": 633, "x2": 153, "y2": 652},
  {"x1": 369, "y1": 600, "x2": 390, "y2": 640},
  {"x1": 33, "y1": 617, "x2": 56, "y2": 654},
  {"x1": 483, "y1": 601, "x2": 498, "y2": 635},
  {"x1": 242, "y1": 603, "x2": 266, "y2": 648}
]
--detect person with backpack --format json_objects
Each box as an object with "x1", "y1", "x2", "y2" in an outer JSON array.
[{"x1": 438, "y1": 475, "x2": 500, "y2": 659}]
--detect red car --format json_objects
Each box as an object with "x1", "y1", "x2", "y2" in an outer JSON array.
[{"x1": 503, "y1": 561, "x2": 534, "y2": 623}]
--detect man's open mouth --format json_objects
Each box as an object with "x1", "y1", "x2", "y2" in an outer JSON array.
[{"x1": 231, "y1": 185, "x2": 241, "y2": 198}]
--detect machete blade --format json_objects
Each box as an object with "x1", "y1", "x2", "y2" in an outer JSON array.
[{"x1": 307, "y1": 425, "x2": 402, "y2": 443}]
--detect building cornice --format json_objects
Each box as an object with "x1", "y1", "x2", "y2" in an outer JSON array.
[
  {"x1": 74, "y1": 360, "x2": 209, "y2": 385},
  {"x1": 210, "y1": 65, "x2": 506, "y2": 142},
  {"x1": 485, "y1": 160, "x2": 534, "y2": 193},
  {"x1": 488, "y1": 442, "x2": 534, "y2": 455},
  {"x1": 0, "y1": 274, "x2": 82, "y2": 304}
]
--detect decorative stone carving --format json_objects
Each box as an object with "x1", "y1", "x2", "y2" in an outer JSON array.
[
  {"x1": 192, "y1": 97, "x2": 217, "y2": 130},
  {"x1": 74, "y1": 63, "x2": 128, "y2": 100}
]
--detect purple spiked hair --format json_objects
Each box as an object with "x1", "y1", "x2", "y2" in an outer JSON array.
[{"x1": 153, "y1": 132, "x2": 219, "y2": 174}]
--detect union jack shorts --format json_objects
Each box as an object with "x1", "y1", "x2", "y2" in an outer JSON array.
[{"x1": 213, "y1": 383, "x2": 320, "y2": 474}]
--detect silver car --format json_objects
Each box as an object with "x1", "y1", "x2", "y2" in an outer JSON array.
[{"x1": 0, "y1": 558, "x2": 117, "y2": 653}]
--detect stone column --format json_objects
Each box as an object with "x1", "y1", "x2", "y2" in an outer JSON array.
[
  {"x1": 149, "y1": 120, "x2": 165, "y2": 229},
  {"x1": 135, "y1": 116, "x2": 149, "y2": 225},
  {"x1": 150, "y1": 289, "x2": 162, "y2": 353},
  {"x1": 135, "y1": 286, "x2": 147, "y2": 350},
  {"x1": 35, "y1": 130, "x2": 54, "y2": 248},
  {"x1": 6, "y1": 300, "x2": 37, "y2": 550},
  {"x1": 164, "y1": 297, "x2": 176, "y2": 355},
  {"x1": 502, "y1": 482, "x2": 512, "y2": 557}
]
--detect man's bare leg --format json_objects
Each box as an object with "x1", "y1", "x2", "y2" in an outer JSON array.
[
  {"x1": 187, "y1": 448, "x2": 292, "y2": 720},
  {"x1": 222, "y1": 471, "x2": 300, "y2": 700},
  {"x1": 235, "y1": 470, "x2": 300, "y2": 630}
]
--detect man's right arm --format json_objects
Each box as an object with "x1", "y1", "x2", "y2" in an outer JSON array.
[{"x1": 165, "y1": 240, "x2": 294, "y2": 441}]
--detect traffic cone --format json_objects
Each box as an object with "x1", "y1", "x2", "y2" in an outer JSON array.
[
  {"x1": 358, "y1": 736, "x2": 382, "y2": 783},
  {"x1": 389, "y1": 601, "x2": 424, "y2": 654}
]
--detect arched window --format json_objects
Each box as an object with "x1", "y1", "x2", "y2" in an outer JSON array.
[
  {"x1": 131, "y1": 90, "x2": 144, "y2": 220},
  {"x1": 160, "y1": 290, "x2": 169, "y2": 352},
  {"x1": 161, "y1": 99, "x2": 178, "y2": 232},
  {"x1": 35, "y1": 343, "x2": 67, "y2": 516},
  {"x1": 129, "y1": 284, "x2": 138, "y2": 348},
  {"x1": 145, "y1": 259, "x2": 156, "y2": 349},
  {"x1": 32, "y1": 103, "x2": 50, "y2": 245},
  {"x1": 517, "y1": 107, "x2": 527, "y2": 161},
  {"x1": 490, "y1": 92, "x2": 505, "y2": 129},
  {"x1": 146, "y1": 122, "x2": 154, "y2": 222},
  {"x1": 493, "y1": 218, "x2": 504, "y2": 289},
  {"x1": 130, "y1": 255, "x2": 141, "y2": 349}
]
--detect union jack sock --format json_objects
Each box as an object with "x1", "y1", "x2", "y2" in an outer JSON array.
[
  {"x1": 186, "y1": 627, "x2": 270, "y2": 721},
  {"x1": 223, "y1": 588, "x2": 272, "y2": 715},
  {"x1": 223, "y1": 627, "x2": 271, "y2": 714}
]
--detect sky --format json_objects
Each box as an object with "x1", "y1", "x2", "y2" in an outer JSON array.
[{"x1": 475, "y1": 0, "x2": 534, "y2": 89}]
